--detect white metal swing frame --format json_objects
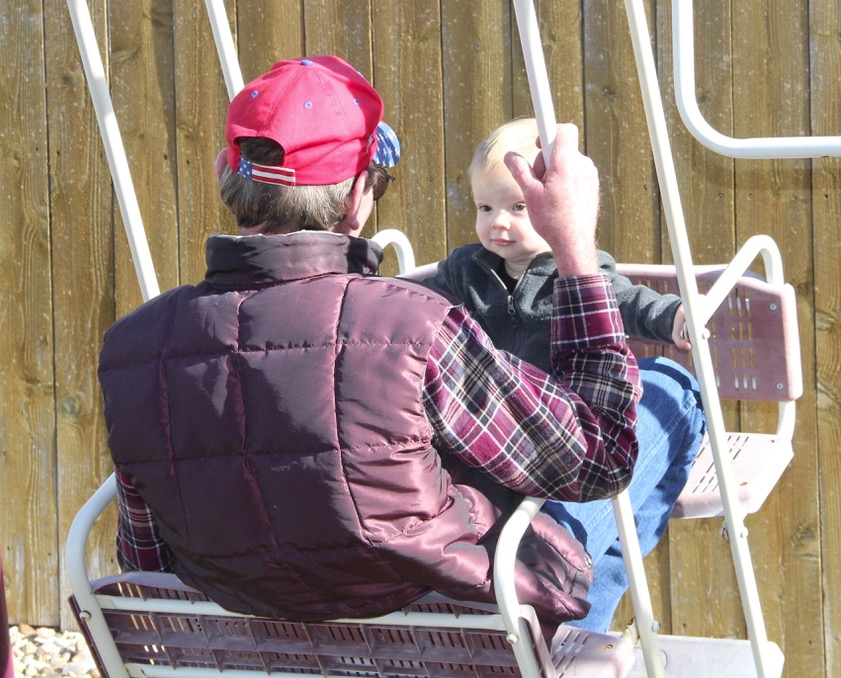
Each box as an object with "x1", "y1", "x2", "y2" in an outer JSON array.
[{"x1": 63, "y1": 0, "x2": 831, "y2": 675}]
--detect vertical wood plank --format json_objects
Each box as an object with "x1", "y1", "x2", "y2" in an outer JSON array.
[
  {"x1": 172, "y1": 2, "x2": 233, "y2": 286},
  {"x1": 583, "y1": 0, "x2": 662, "y2": 265},
  {"x1": 109, "y1": 0, "x2": 179, "y2": 311},
  {"x1": 655, "y1": 0, "x2": 737, "y2": 264},
  {"x1": 236, "y1": 1, "x2": 305, "y2": 82},
  {"x1": 374, "y1": 1, "x2": 446, "y2": 270},
  {"x1": 730, "y1": 1, "x2": 821, "y2": 674},
  {"x1": 303, "y1": 0, "x2": 372, "y2": 72},
  {"x1": 0, "y1": 0, "x2": 55, "y2": 626},
  {"x1": 440, "y1": 0, "x2": 514, "y2": 254},
  {"x1": 812, "y1": 0, "x2": 841, "y2": 673},
  {"x1": 46, "y1": 0, "x2": 120, "y2": 629}
]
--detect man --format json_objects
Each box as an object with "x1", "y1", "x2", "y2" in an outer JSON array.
[{"x1": 98, "y1": 55, "x2": 641, "y2": 636}]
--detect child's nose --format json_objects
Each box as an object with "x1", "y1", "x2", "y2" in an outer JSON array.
[{"x1": 492, "y1": 212, "x2": 511, "y2": 230}]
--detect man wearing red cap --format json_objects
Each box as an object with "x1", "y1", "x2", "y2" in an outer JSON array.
[{"x1": 98, "y1": 56, "x2": 641, "y2": 638}]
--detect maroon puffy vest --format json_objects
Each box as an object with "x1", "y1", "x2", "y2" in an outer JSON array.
[{"x1": 99, "y1": 233, "x2": 592, "y2": 626}]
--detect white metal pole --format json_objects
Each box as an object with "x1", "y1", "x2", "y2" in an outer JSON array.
[
  {"x1": 66, "y1": 0, "x2": 160, "y2": 302},
  {"x1": 511, "y1": 0, "x2": 557, "y2": 163},
  {"x1": 611, "y1": 490, "x2": 664, "y2": 676},
  {"x1": 510, "y1": 2, "x2": 665, "y2": 675},
  {"x1": 204, "y1": 0, "x2": 244, "y2": 100},
  {"x1": 624, "y1": 1, "x2": 777, "y2": 674}
]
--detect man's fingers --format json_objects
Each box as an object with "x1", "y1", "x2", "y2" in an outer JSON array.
[
  {"x1": 554, "y1": 123, "x2": 579, "y2": 152},
  {"x1": 503, "y1": 150, "x2": 535, "y2": 187}
]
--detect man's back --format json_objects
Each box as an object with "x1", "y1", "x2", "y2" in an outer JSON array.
[{"x1": 101, "y1": 232, "x2": 449, "y2": 619}]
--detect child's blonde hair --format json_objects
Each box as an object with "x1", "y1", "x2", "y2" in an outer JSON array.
[{"x1": 468, "y1": 118, "x2": 541, "y2": 182}]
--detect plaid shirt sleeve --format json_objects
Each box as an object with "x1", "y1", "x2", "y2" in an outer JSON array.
[
  {"x1": 424, "y1": 274, "x2": 641, "y2": 502},
  {"x1": 115, "y1": 468, "x2": 175, "y2": 572}
]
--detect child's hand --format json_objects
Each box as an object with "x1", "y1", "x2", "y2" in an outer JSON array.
[{"x1": 672, "y1": 304, "x2": 692, "y2": 349}]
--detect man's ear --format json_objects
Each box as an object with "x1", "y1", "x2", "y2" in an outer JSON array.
[
  {"x1": 215, "y1": 148, "x2": 228, "y2": 181},
  {"x1": 333, "y1": 170, "x2": 371, "y2": 236}
]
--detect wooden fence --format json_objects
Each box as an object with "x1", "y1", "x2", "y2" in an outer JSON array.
[{"x1": 0, "y1": 1, "x2": 838, "y2": 676}]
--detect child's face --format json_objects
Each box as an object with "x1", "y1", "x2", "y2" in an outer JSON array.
[{"x1": 472, "y1": 166, "x2": 551, "y2": 270}]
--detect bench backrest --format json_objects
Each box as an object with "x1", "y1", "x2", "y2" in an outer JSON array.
[
  {"x1": 615, "y1": 263, "x2": 802, "y2": 404},
  {"x1": 399, "y1": 260, "x2": 802, "y2": 404}
]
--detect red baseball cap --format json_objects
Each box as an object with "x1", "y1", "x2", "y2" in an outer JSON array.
[{"x1": 225, "y1": 56, "x2": 400, "y2": 187}]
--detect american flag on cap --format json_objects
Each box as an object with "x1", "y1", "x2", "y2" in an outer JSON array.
[
  {"x1": 237, "y1": 120, "x2": 399, "y2": 187},
  {"x1": 373, "y1": 122, "x2": 400, "y2": 168},
  {"x1": 237, "y1": 158, "x2": 297, "y2": 186}
]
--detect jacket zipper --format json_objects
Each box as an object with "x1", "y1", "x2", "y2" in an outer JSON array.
[
  {"x1": 507, "y1": 287, "x2": 524, "y2": 355},
  {"x1": 481, "y1": 253, "x2": 526, "y2": 356}
]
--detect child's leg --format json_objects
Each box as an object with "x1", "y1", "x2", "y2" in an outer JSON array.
[{"x1": 542, "y1": 356, "x2": 706, "y2": 633}]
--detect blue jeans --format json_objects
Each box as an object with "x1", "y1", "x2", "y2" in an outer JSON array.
[{"x1": 541, "y1": 356, "x2": 706, "y2": 633}]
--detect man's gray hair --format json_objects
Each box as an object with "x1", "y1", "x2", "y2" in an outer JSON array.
[{"x1": 219, "y1": 138, "x2": 354, "y2": 234}]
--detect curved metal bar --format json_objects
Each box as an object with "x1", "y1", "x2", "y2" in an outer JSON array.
[
  {"x1": 370, "y1": 229, "x2": 417, "y2": 273},
  {"x1": 700, "y1": 235, "x2": 784, "y2": 322},
  {"x1": 493, "y1": 496, "x2": 545, "y2": 678},
  {"x1": 612, "y1": 489, "x2": 662, "y2": 670},
  {"x1": 64, "y1": 475, "x2": 129, "y2": 678},
  {"x1": 673, "y1": 0, "x2": 841, "y2": 159}
]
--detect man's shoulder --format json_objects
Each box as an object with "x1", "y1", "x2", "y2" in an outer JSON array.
[
  {"x1": 354, "y1": 273, "x2": 460, "y2": 308},
  {"x1": 100, "y1": 285, "x2": 198, "y2": 365},
  {"x1": 111, "y1": 284, "x2": 194, "y2": 325}
]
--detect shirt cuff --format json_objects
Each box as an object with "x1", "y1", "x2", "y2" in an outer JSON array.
[{"x1": 552, "y1": 274, "x2": 627, "y2": 349}]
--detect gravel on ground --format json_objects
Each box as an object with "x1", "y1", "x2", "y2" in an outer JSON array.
[{"x1": 8, "y1": 624, "x2": 99, "y2": 678}]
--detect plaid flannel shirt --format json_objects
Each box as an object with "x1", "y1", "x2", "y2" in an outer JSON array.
[{"x1": 115, "y1": 273, "x2": 640, "y2": 572}]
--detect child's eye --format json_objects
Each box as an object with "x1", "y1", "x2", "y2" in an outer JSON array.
[
  {"x1": 476, "y1": 204, "x2": 491, "y2": 213},
  {"x1": 513, "y1": 203, "x2": 527, "y2": 213}
]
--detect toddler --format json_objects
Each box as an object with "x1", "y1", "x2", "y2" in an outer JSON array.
[{"x1": 425, "y1": 117, "x2": 706, "y2": 634}]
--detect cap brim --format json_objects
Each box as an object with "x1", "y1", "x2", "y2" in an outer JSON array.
[{"x1": 373, "y1": 122, "x2": 400, "y2": 168}]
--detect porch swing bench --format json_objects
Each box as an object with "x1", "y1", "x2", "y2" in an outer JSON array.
[
  {"x1": 66, "y1": 239, "x2": 801, "y2": 678},
  {"x1": 64, "y1": 0, "x2": 808, "y2": 674},
  {"x1": 67, "y1": 483, "x2": 636, "y2": 678}
]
